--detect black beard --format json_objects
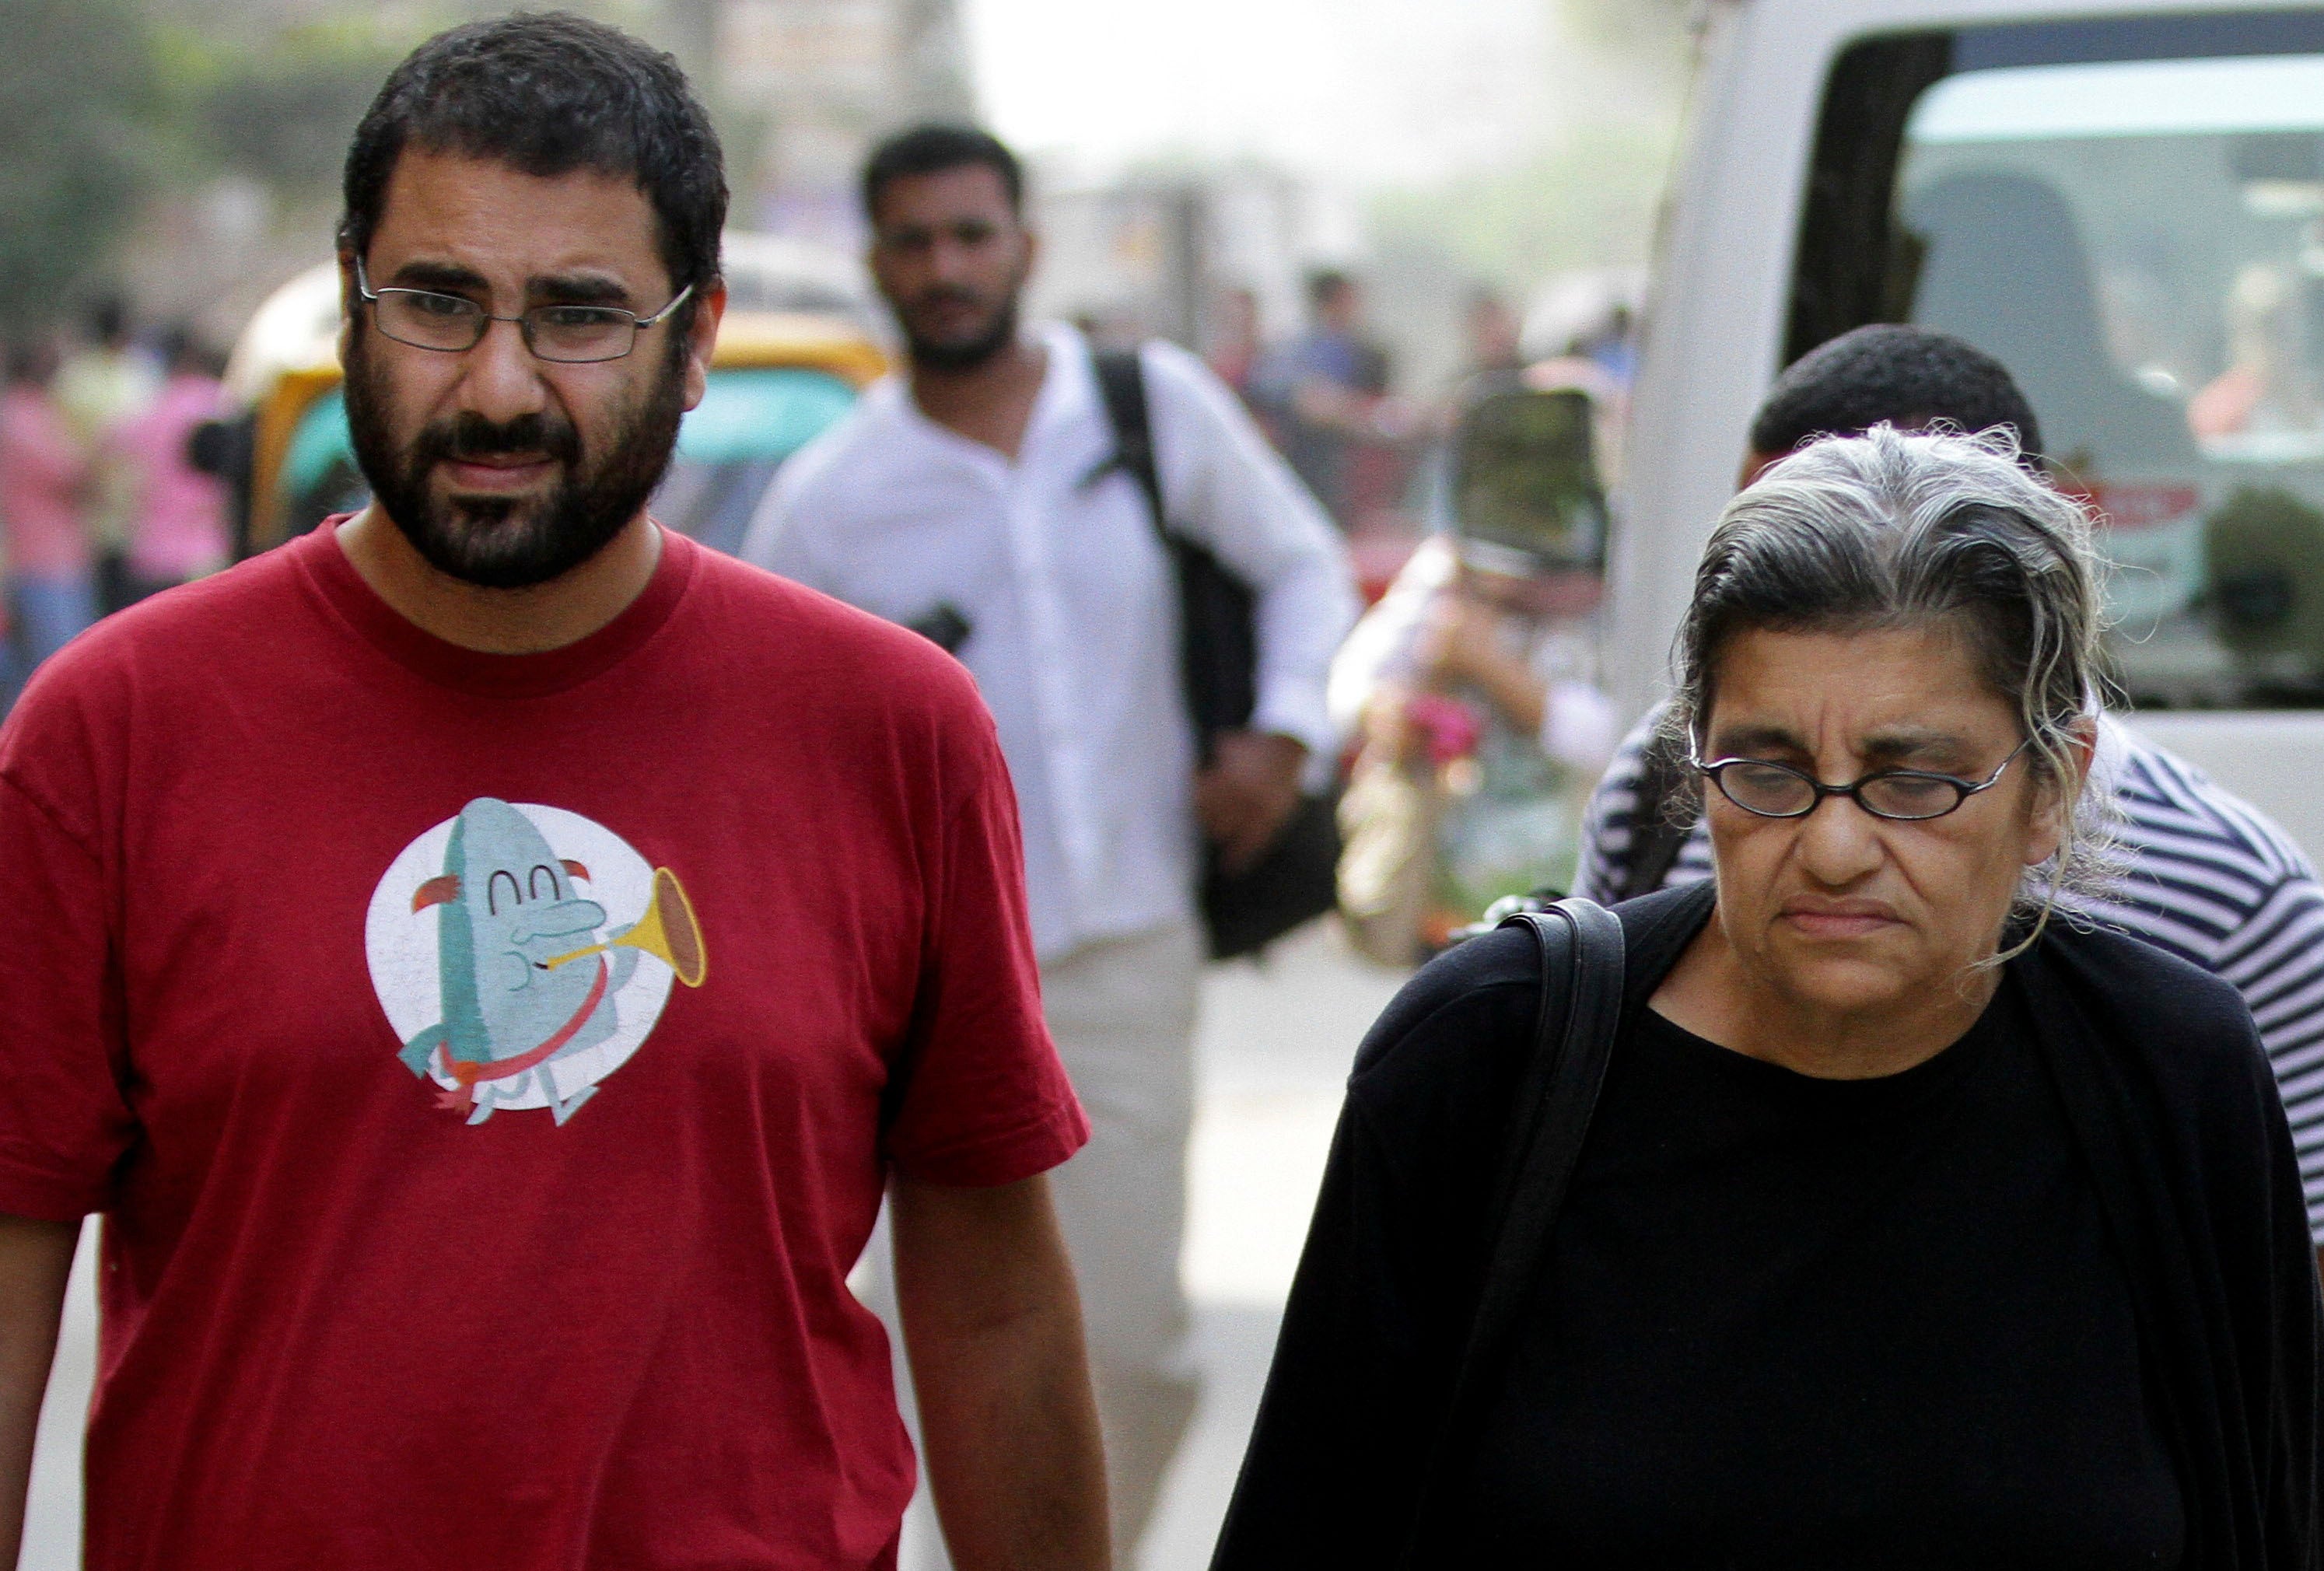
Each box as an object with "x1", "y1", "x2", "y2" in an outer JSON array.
[
  {"x1": 344, "y1": 328, "x2": 687, "y2": 590},
  {"x1": 903, "y1": 289, "x2": 1020, "y2": 373}
]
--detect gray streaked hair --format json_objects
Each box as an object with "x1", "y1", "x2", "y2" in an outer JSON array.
[{"x1": 1656, "y1": 423, "x2": 2109, "y2": 939}]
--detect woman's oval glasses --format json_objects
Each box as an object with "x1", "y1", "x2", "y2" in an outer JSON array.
[{"x1": 1692, "y1": 739, "x2": 2032, "y2": 822}]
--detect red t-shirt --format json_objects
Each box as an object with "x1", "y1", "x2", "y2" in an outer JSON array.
[{"x1": 0, "y1": 522, "x2": 1087, "y2": 1569}]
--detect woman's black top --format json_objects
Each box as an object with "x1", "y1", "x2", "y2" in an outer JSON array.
[
  {"x1": 1210, "y1": 883, "x2": 2321, "y2": 1571},
  {"x1": 1458, "y1": 985, "x2": 2180, "y2": 1566}
]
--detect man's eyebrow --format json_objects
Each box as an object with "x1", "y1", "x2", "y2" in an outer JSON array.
[
  {"x1": 527, "y1": 273, "x2": 635, "y2": 306},
  {"x1": 389, "y1": 260, "x2": 491, "y2": 294},
  {"x1": 379, "y1": 263, "x2": 638, "y2": 307}
]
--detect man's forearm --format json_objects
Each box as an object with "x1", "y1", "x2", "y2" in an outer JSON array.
[
  {"x1": 893, "y1": 1174, "x2": 1108, "y2": 1571},
  {"x1": 0, "y1": 1216, "x2": 78, "y2": 1569}
]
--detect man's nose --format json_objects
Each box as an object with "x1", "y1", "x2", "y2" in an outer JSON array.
[
  {"x1": 457, "y1": 317, "x2": 551, "y2": 425},
  {"x1": 1792, "y1": 792, "x2": 1885, "y2": 885},
  {"x1": 925, "y1": 235, "x2": 979, "y2": 286}
]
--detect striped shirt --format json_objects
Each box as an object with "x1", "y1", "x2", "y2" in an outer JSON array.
[{"x1": 1576, "y1": 705, "x2": 2324, "y2": 1243}]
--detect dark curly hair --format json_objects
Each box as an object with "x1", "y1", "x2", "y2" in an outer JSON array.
[
  {"x1": 338, "y1": 12, "x2": 726, "y2": 324},
  {"x1": 1752, "y1": 324, "x2": 2044, "y2": 467}
]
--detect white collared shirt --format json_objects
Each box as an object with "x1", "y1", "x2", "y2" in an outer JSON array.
[{"x1": 743, "y1": 323, "x2": 1357, "y2": 960}]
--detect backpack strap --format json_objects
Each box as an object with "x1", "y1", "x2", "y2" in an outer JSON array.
[
  {"x1": 1398, "y1": 896, "x2": 1626, "y2": 1563},
  {"x1": 1090, "y1": 347, "x2": 1170, "y2": 546}
]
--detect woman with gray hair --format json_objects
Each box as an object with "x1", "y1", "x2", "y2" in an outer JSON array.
[{"x1": 1213, "y1": 426, "x2": 2319, "y2": 1569}]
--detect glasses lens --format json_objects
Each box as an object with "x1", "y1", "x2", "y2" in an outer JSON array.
[
  {"x1": 377, "y1": 291, "x2": 485, "y2": 351},
  {"x1": 527, "y1": 306, "x2": 636, "y2": 363},
  {"x1": 1717, "y1": 761, "x2": 1816, "y2": 816},
  {"x1": 1857, "y1": 773, "x2": 1965, "y2": 820}
]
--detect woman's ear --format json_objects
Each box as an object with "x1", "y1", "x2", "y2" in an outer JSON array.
[{"x1": 2022, "y1": 716, "x2": 2099, "y2": 868}]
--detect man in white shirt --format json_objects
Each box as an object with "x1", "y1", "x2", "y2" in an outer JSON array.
[{"x1": 744, "y1": 124, "x2": 1356, "y2": 1566}]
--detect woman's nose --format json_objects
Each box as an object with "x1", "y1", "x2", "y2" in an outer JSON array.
[{"x1": 1791, "y1": 791, "x2": 1885, "y2": 884}]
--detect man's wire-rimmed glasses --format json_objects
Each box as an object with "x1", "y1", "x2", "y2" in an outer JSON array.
[
  {"x1": 354, "y1": 257, "x2": 695, "y2": 365},
  {"x1": 1692, "y1": 739, "x2": 2032, "y2": 822}
]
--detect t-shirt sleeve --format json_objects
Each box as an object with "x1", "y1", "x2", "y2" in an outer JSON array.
[
  {"x1": 2209, "y1": 873, "x2": 2324, "y2": 1243},
  {"x1": 0, "y1": 771, "x2": 134, "y2": 1219},
  {"x1": 880, "y1": 698, "x2": 1088, "y2": 1186}
]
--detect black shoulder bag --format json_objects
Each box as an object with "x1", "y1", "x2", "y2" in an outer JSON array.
[
  {"x1": 1090, "y1": 347, "x2": 1342, "y2": 960},
  {"x1": 1397, "y1": 895, "x2": 1626, "y2": 1565}
]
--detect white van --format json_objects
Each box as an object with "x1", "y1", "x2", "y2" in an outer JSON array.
[{"x1": 1613, "y1": 0, "x2": 2324, "y2": 855}]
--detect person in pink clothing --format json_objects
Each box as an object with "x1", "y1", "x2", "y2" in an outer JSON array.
[
  {"x1": 0, "y1": 339, "x2": 95, "y2": 702},
  {"x1": 114, "y1": 326, "x2": 230, "y2": 602}
]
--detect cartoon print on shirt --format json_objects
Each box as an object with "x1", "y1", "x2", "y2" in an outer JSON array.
[{"x1": 364, "y1": 799, "x2": 708, "y2": 1126}]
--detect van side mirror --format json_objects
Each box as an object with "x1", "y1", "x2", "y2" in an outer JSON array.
[{"x1": 1448, "y1": 387, "x2": 1609, "y2": 573}]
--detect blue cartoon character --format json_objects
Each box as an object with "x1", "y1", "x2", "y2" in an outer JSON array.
[{"x1": 399, "y1": 798, "x2": 706, "y2": 1125}]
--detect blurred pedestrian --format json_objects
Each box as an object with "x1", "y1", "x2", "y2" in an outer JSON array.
[
  {"x1": 0, "y1": 17, "x2": 1106, "y2": 1571},
  {"x1": 0, "y1": 338, "x2": 95, "y2": 691},
  {"x1": 1577, "y1": 299, "x2": 1637, "y2": 390},
  {"x1": 1577, "y1": 322, "x2": 2324, "y2": 1271},
  {"x1": 1250, "y1": 268, "x2": 1400, "y2": 527},
  {"x1": 1206, "y1": 284, "x2": 1264, "y2": 402},
  {"x1": 1458, "y1": 285, "x2": 1524, "y2": 383},
  {"x1": 746, "y1": 123, "x2": 1356, "y2": 1569},
  {"x1": 114, "y1": 324, "x2": 230, "y2": 602},
  {"x1": 1218, "y1": 427, "x2": 2321, "y2": 1567},
  {"x1": 54, "y1": 293, "x2": 158, "y2": 614},
  {"x1": 1332, "y1": 383, "x2": 1616, "y2": 964}
]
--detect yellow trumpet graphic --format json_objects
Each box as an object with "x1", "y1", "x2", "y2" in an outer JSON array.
[{"x1": 540, "y1": 866, "x2": 707, "y2": 988}]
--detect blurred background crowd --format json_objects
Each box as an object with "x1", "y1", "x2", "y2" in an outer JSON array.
[{"x1": 0, "y1": 0, "x2": 1684, "y2": 977}]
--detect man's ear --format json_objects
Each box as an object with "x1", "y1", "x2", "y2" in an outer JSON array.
[
  {"x1": 681, "y1": 277, "x2": 727, "y2": 413},
  {"x1": 337, "y1": 250, "x2": 361, "y2": 365}
]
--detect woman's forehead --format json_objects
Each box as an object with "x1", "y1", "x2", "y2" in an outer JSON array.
[{"x1": 1706, "y1": 623, "x2": 2014, "y2": 744}]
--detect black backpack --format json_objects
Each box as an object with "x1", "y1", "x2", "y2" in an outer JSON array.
[{"x1": 1089, "y1": 348, "x2": 1342, "y2": 960}]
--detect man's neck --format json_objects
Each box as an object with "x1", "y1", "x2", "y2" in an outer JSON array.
[
  {"x1": 908, "y1": 334, "x2": 1048, "y2": 460},
  {"x1": 334, "y1": 506, "x2": 663, "y2": 655}
]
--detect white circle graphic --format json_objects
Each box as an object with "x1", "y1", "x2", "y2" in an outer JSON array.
[{"x1": 364, "y1": 801, "x2": 678, "y2": 1122}]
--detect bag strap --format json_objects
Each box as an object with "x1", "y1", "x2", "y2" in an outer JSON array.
[
  {"x1": 1093, "y1": 345, "x2": 1226, "y2": 764},
  {"x1": 1398, "y1": 896, "x2": 1626, "y2": 1563},
  {"x1": 1090, "y1": 347, "x2": 1171, "y2": 548}
]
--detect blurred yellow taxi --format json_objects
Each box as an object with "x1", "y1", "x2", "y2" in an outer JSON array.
[{"x1": 215, "y1": 232, "x2": 887, "y2": 557}]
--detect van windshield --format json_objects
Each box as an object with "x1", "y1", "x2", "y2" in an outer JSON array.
[{"x1": 1896, "y1": 51, "x2": 2324, "y2": 706}]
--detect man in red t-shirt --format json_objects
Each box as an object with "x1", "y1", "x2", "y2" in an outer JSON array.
[{"x1": 0, "y1": 16, "x2": 1104, "y2": 1569}]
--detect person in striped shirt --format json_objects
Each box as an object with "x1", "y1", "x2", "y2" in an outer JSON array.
[{"x1": 1575, "y1": 324, "x2": 2324, "y2": 1258}]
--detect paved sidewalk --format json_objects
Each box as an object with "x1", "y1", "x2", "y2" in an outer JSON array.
[
  {"x1": 1142, "y1": 921, "x2": 1407, "y2": 1569},
  {"x1": 18, "y1": 921, "x2": 1410, "y2": 1571},
  {"x1": 24, "y1": 1219, "x2": 95, "y2": 1571}
]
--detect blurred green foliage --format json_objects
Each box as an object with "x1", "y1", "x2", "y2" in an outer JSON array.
[
  {"x1": 0, "y1": 0, "x2": 429, "y2": 331},
  {"x1": 0, "y1": 0, "x2": 158, "y2": 331},
  {"x1": 0, "y1": 2, "x2": 745, "y2": 335},
  {"x1": 150, "y1": 17, "x2": 423, "y2": 193}
]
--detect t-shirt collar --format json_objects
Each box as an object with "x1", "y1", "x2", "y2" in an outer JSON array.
[{"x1": 293, "y1": 514, "x2": 696, "y2": 699}]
